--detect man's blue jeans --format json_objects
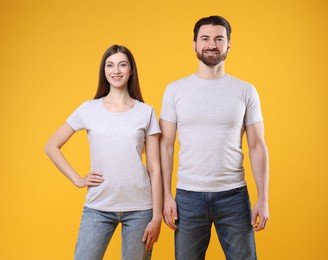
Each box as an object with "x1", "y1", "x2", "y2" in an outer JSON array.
[
  {"x1": 74, "y1": 206, "x2": 152, "y2": 260},
  {"x1": 175, "y1": 186, "x2": 257, "y2": 260}
]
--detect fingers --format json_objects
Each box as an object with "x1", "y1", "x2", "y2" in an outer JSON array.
[
  {"x1": 252, "y1": 214, "x2": 269, "y2": 231},
  {"x1": 163, "y1": 210, "x2": 178, "y2": 230},
  {"x1": 254, "y1": 217, "x2": 268, "y2": 231},
  {"x1": 86, "y1": 171, "x2": 104, "y2": 187},
  {"x1": 163, "y1": 201, "x2": 178, "y2": 230},
  {"x1": 142, "y1": 230, "x2": 148, "y2": 243},
  {"x1": 142, "y1": 230, "x2": 151, "y2": 251},
  {"x1": 251, "y1": 211, "x2": 257, "y2": 227},
  {"x1": 145, "y1": 233, "x2": 154, "y2": 251},
  {"x1": 142, "y1": 225, "x2": 159, "y2": 251},
  {"x1": 162, "y1": 197, "x2": 178, "y2": 230},
  {"x1": 172, "y1": 208, "x2": 178, "y2": 222}
]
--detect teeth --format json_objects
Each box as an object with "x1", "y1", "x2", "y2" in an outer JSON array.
[
  {"x1": 205, "y1": 51, "x2": 217, "y2": 55},
  {"x1": 112, "y1": 76, "x2": 122, "y2": 81}
]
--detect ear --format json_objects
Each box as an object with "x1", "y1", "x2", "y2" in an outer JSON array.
[
  {"x1": 228, "y1": 40, "x2": 231, "y2": 49},
  {"x1": 193, "y1": 41, "x2": 196, "y2": 52}
]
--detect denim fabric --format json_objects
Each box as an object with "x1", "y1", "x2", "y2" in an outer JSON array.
[
  {"x1": 175, "y1": 186, "x2": 257, "y2": 260},
  {"x1": 74, "y1": 206, "x2": 152, "y2": 260}
]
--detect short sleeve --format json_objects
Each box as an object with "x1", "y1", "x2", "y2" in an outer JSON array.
[
  {"x1": 160, "y1": 84, "x2": 177, "y2": 123},
  {"x1": 244, "y1": 86, "x2": 263, "y2": 126},
  {"x1": 146, "y1": 108, "x2": 161, "y2": 135},
  {"x1": 66, "y1": 102, "x2": 87, "y2": 131}
]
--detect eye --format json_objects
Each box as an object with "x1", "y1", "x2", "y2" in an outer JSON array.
[
  {"x1": 215, "y1": 37, "x2": 224, "y2": 43},
  {"x1": 106, "y1": 63, "x2": 113, "y2": 68},
  {"x1": 119, "y1": 63, "x2": 128, "y2": 68}
]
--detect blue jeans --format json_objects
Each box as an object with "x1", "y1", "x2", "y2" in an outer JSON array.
[
  {"x1": 175, "y1": 186, "x2": 256, "y2": 260},
  {"x1": 74, "y1": 206, "x2": 153, "y2": 260}
]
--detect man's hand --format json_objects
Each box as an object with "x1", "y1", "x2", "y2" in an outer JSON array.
[
  {"x1": 163, "y1": 195, "x2": 178, "y2": 230},
  {"x1": 252, "y1": 200, "x2": 269, "y2": 231}
]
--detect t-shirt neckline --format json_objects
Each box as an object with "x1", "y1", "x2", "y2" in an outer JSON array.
[
  {"x1": 100, "y1": 97, "x2": 139, "y2": 115},
  {"x1": 192, "y1": 73, "x2": 229, "y2": 83}
]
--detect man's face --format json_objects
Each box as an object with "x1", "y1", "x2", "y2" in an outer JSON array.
[{"x1": 194, "y1": 24, "x2": 230, "y2": 67}]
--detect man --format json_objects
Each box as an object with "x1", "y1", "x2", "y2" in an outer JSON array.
[{"x1": 160, "y1": 15, "x2": 269, "y2": 260}]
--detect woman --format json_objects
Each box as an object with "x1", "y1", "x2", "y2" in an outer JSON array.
[{"x1": 45, "y1": 45, "x2": 162, "y2": 260}]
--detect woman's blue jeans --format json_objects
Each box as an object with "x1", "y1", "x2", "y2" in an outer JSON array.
[
  {"x1": 175, "y1": 186, "x2": 257, "y2": 260},
  {"x1": 74, "y1": 206, "x2": 152, "y2": 260}
]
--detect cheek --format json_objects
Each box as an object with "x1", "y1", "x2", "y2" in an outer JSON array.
[
  {"x1": 104, "y1": 71, "x2": 112, "y2": 82},
  {"x1": 104, "y1": 67, "x2": 111, "y2": 74},
  {"x1": 195, "y1": 43, "x2": 204, "y2": 53},
  {"x1": 124, "y1": 68, "x2": 132, "y2": 77}
]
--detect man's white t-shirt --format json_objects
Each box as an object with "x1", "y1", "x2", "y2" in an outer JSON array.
[
  {"x1": 160, "y1": 74, "x2": 263, "y2": 192},
  {"x1": 67, "y1": 98, "x2": 161, "y2": 211}
]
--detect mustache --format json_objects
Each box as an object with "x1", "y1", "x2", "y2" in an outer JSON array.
[
  {"x1": 203, "y1": 47, "x2": 219, "y2": 52},
  {"x1": 203, "y1": 49, "x2": 220, "y2": 55}
]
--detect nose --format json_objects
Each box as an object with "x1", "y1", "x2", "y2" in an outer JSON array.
[
  {"x1": 208, "y1": 39, "x2": 217, "y2": 48},
  {"x1": 113, "y1": 65, "x2": 120, "y2": 73}
]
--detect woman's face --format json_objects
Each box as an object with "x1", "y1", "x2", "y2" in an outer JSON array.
[{"x1": 104, "y1": 52, "x2": 131, "y2": 89}]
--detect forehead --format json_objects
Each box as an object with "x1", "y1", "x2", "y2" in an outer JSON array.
[
  {"x1": 106, "y1": 52, "x2": 129, "y2": 63},
  {"x1": 197, "y1": 24, "x2": 227, "y2": 38}
]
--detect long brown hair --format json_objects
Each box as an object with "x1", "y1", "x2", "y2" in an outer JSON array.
[{"x1": 94, "y1": 45, "x2": 144, "y2": 102}]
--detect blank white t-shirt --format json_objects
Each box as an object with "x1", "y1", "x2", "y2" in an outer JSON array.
[
  {"x1": 160, "y1": 74, "x2": 263, "y2": 192},
  {"x1": 67, "y1": 98, "x2": 161, "y2": 211}
]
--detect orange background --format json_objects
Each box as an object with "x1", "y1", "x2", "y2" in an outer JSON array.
[{"x1": 1, "y1": 0, "x2": 327, "y2": 259}]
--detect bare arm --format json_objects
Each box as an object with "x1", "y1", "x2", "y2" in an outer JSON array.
[
  {"x1": 44, "y1": 122, "x2": 104, "y2": 188},
  {"x1": 142, "y1": 133, "x2": 163, "y2": 250},
  {"x1": 246, "y1": 122, "x2": 269, "y2": 231},
  {"x1": 159, "y1": 119, "x2": 178, "y2": 230}
]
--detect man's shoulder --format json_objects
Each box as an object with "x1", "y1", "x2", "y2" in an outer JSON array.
[
  {"x1": 226, "y1": 74, "x2": 253, "y2": 86},
  {"x1": 165, "y1": 74, "x2": 196, "y2": 93},
  {"x1": 167, "y1": 74, "x2": 195, "y2": 86},
  {"x1": 225, "y1": 75, "x2": 258, "y2": 93}
]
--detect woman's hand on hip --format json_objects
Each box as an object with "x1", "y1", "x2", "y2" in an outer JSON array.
[{"x1": 74, "y1": 171, "x2": 104, "y2": 188}]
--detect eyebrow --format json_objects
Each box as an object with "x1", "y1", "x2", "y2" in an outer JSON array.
[
  {"x1": 105, "y1": 60, "x2": 129, "y2": 64},
  {"x1": 200, "y1": 35, "x2": 225, "y2": 39}
]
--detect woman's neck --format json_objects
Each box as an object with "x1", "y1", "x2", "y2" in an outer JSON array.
[{"x1": 103, "y1": 88, "x2": 133, "y2": 105}]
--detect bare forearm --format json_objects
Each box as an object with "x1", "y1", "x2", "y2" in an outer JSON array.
[
  {"x1": 149, "y1": 170, "x2": 163, "y2": 220},
  {"x1": 45, "y1": 145, "x2": 81, "y2": 186},
  {"x1": 249, "y1": 143, "x2": 269, "y2": 202},
  {"x1": 160, "y1": 143, "x2": 174, "y2": 197},
  {"x1": 45, "y1": 123, "x2": 104, "y2": 189}
]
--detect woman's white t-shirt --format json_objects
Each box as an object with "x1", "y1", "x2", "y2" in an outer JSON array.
[{"x1": 67, "y1": 98, "x2": 161, "y2": 212}]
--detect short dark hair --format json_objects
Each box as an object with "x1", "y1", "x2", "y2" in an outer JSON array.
[
  {"x1": 94, "y1": 44, "x2": 143, "y2": 102},
  {"x1": 193, "y1": 16, "x2": 232, "y2": 42}
]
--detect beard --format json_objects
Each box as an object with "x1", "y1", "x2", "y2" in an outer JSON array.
[{"x1": 196, "y1": 48, "x2": 228, "y2": 67}]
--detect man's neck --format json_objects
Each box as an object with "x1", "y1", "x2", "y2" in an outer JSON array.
[{"x1": 195, "y1": 62, "x2": 226, "y2": 80}]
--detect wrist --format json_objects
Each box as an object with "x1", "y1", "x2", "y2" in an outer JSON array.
[
  {"x1": 72, "y1": 175, "x2": 83, "y2": 187},
  {"x1": 151, "y1": 214, "x2": 163, "y2": 223},
  {"x1": 163, "y1": 190, "x2": 173, "y2": 198},
  {"x1": 257, "y1": 196, "x2": 269, "y2": 204}
]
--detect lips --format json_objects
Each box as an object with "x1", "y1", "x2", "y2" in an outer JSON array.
[
  {"x1": 111, "y1": 76, "x2": 123, "y2": 81},
  {"x1": 204, "y1": 50, "x2": 219, "y2": 56}
]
